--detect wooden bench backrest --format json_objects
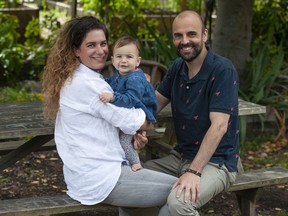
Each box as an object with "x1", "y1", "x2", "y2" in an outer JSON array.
[{"x1": 101, "y1": 60, "x2": 167, "y2": 89}]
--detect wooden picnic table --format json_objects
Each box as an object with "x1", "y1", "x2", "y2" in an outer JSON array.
[{"x1": 0, "y1": 99, "x2": 266, "y2": 172}]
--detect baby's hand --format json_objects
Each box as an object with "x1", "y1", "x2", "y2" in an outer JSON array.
[{"x1": 100, "y1": 92, "x2": 114, "y2": 103}]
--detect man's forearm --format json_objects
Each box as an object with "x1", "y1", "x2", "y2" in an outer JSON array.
[
  {"x1": 189, "y1": 112, "x2": 229, "y2": 173},
  {"x1": 155, "y1": 91, "x2": 169, "y2": 113}
]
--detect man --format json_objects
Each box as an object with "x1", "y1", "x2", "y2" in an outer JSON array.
[
  {"x1": 120, "y1": 10, "x2": 239, "y2": 216},
  {"x1": 150, "y1": 10, "x2": 239, "y2": 215}
]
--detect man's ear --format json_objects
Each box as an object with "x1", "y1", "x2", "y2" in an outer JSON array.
[{"x1": 203, "y1": 29, "x2": 208, "y2": 43}]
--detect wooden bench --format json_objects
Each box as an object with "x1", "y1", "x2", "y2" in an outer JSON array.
[
  {"x1": 0, "y1": 194, "x2": 117, "y2": 216},
  {"x1": 0, "y1": 168, "x2": 287, "y2": 216},
  {"x1": 228, "y1": 167, "x2": 288, "y2": 216}
]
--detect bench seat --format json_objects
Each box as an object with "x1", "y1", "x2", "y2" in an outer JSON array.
[
  {"x1": 228, "y1": 167, "x2": 288, "y2": 192},
  {"x1": 227, "y1": 167, "x2": 288, "y2": 216},
  {"x1": 0, "y1": 194, "x2": 117, "y2": 216},
  {"x1": 0, "y1": 167, "x2": 287, "y2": 216}
]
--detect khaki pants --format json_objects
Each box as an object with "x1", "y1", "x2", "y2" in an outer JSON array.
[{"x1": 120, "y1": 150, "x2": 236, "y2": 216}]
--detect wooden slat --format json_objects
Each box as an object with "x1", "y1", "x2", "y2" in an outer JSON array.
[
  {"x1": 0, "y1": 135, "x2": 54, "y2": 171},
  {"x1": 0, "y1": 139, "x2": 56, "y2": 155},
  {"x1": 0, "y1": 102, "x2": 53, "y2": 139},
  {"x1": 0, "y1": 194, "x2": 116, "y2": 216},
  {"x1": 228, "y1": 167, "x2": 288, "y2": 192},
  {"x1": 238, "y1": 99, "x2": 266, "y2": 116}
]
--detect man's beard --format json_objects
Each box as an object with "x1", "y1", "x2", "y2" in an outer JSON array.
[{"x1": 177, "y1": 42, "x2": 203, "y2": 62}]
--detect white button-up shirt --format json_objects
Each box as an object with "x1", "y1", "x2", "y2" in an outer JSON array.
[{"x1": 55, "y1": 64, "x2": 145, "y2": 205}]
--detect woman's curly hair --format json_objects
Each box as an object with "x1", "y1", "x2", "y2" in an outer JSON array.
[{"x1": 41, "y1": 16, "x2": 109, "y2": 121}]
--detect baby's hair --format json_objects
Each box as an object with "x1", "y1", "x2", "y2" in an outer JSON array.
[{"x1": 113, "y1": 35, "x2": 141, "y2": 55}]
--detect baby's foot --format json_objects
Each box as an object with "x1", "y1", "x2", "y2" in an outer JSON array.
[{"x1": 132, "y1": 163, "x2": 142, "y2": 172}]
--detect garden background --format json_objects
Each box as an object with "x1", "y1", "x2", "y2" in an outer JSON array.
[{"x1": 0, "y1": 0, "x2": 287, "y2": 215}]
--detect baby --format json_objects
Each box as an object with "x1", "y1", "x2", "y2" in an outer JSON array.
[{"x1": 100, "y1": 35, "x2": 157, "y2": 171}]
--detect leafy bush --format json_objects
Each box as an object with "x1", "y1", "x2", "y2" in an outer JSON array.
[
  {"x1": 253, "y1": 0, "x2": 288, "y2": 56},
  {"x1": 0, "y1": 9, "x2": 62, "y2": 87},
  {"x1": 239, "y1": 34, "x2": 288, "y2": 141},
  {"x1": 0, "y1": 13, "x2": 25, "y2": 86},
  {"x1": 0, "y1": 86, "x2": 42, "y2": 102}
]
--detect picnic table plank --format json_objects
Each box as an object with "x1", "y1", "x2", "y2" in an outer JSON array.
[{"x1": 0, "y1": 99, "x2": 266, "y2": 172}]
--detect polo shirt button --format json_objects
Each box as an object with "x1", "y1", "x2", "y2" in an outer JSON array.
[{"x1": 186, "y1": 86, "x2": 189, "y2": 89}]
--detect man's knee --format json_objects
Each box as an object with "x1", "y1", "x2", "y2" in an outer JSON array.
[{"x1": 167, "y1": 190, "x2": 200, "y2": 216}]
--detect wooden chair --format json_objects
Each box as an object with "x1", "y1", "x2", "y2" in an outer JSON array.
[{"x1": 101, "y1": 60, "x2": 167, "y2": 89}]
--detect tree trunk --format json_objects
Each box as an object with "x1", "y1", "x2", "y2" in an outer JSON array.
[{"x1": 212, "y1": 0, "x2": 254, "y2": 82}]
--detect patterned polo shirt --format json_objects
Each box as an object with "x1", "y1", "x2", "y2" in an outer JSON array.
[{"x1": 157, "y1": 48, "x2": 240, "y2": 172}]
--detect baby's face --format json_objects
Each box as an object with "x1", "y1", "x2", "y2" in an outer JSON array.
[{"x1": 111, "y1": 44, "x2": 141, "y2": 75}]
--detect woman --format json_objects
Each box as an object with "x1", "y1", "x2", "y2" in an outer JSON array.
[{"x1": 41, "y1": 16, "x2": 177, "y2": 214}]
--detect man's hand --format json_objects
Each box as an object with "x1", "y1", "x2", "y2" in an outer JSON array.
[
  {"x1": 133, "y1": 130, "x2": 147, "y2": 150},
  {"x1": 172, "y1": 172, "x2": 201, "y2": 204},
  {"x1": 99, "y1": 92, "x2": 114, "y2": 103}
]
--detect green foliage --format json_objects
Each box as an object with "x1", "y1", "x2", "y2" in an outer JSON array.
[
  {"x1": 253, "y1": 0, "x2": 288, "y2": 54},
  {"x1": 238, "y1": 0, "x2": 288, "y2": 143},
  {"x1": 187, "y1": 0, "x2": 203, "y2": 12},
  {"x1": 0, "y1": 87, "x2": 42, "y2": 102},
  {"x1": 240, "y1": 37, "x2": 287, "y2": 108},
  {"x1": 0, "y1": 1, "x2": 5, "y2": 8},
  {"x1": 0, "y1": 9, "x2": 62, "y2": 87},
  {"x1": 122, "y1": 13, "x2": 177, "y2": 66},
  {"x1": 24, "y1": 10, "x2": 62, "y2": 80},
  {"x1": 1, "y1": 0, "x2": 23, "y2": 8},
  {"x1": 239, "y1": 35, "x2": 287, "y2": 142},
  {"x1": 241, "y1": 43, "x2": 286, "y2": 106},
  {"x1": 0, "y1": 13, "x2": 25, "y2": 86},
  {"x1": 143, "y1": 16, "x2": 177, "y2": 66},
  {"x1": 79, "y1": 0, "x2": 151, "y2": 26},
  {"x1": 275, "y1": 211, "x2": 288, "y2": 216}
]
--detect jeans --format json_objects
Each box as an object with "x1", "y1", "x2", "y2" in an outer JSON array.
[{"x1": 102, "y1": 164, "x2": 177, "y2": 213}]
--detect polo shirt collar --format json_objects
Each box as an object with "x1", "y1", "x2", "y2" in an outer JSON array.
[
  {"x1": 198, "y1": 46, "x2": 214, "y2": 80},
  {"x1": 179, "y1": 46, "x2": 214, "y2": 81}
]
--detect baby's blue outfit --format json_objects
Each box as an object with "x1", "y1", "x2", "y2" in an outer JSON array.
[
  {"x1": 106, "y1": 68, "x2": 158, "y2": 167},
  {"x1": 106, "y1": 68, "x2": 157, "y2": 123}
]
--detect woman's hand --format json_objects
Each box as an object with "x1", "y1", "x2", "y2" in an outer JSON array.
[{"x1": 133, "y1": 130, "x2": 148, "y2": 150}]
